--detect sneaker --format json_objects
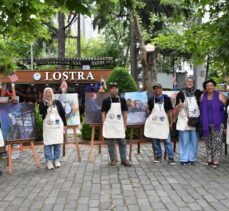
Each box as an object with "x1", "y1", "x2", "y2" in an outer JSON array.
[
  {"x1": 47, "y1": 161, "x2": 54, "y2": 170},
  {"x1": 168, "y1": 157, "x2": 176, "y2": 165},
  {"x1": 154, "y1": 157, "x2": 162, "y2": 163},
  {"x1": 54, "y1": 160, "x2": 61, "y2": 168},
  {"x1": 121, "y1": 160, "x2": 132, "y2": 167},
  {"x1": 180, "y1": 162, "x2": 188, "y2": 166},
  {"x1": 189, "y1": 161, "x2": 196, "y2": 165},
  {"x1": 110, "y1": 160, "x2": 117, "y2": 166}
]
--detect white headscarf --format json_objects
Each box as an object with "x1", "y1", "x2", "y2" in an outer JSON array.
[{"x1": 43, "y1": 87, "x2": 54, "y2": 101}]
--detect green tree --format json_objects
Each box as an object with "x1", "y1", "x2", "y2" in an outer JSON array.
[{"x1": 106, "y1": 67, "x2": 137, "y2": 93}]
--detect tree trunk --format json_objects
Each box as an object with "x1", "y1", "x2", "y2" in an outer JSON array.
[
  {"x1": 132, "y1": 12, "x2": 157, "y2": 91},
  {"x1": 58, "y1": 12, "x2": 65, "y2": 69},
  {"x1": 130, "y1": 19, "x2": 138, "y2": 81},
  {"x1": 205, "y1": 55, "x2": 210, "y2": 80},
  {"x1": 77, "y1": 14, "x2": 81, "y2": 57}
]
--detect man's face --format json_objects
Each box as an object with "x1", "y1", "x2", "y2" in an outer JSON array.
[
  {"x1": 110, "y1": 87, "x2": 119, "y2": 96},
  {"x1": 153, "y1": 87, "x2": 162, "y2": 96}
]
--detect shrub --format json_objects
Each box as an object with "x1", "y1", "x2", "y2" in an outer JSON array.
[{"x1": 106, "y1": 66, "x2": 137, "y2": 93}]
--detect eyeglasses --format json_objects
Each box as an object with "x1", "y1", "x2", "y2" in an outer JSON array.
[{"x1": 109, "y1": 82, "x2": 117, "y2": 86}]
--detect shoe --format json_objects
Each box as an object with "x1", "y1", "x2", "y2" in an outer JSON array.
[
  {"x1": 0, "y1": 170, "x2": 2, "y2": 175},
  {"x1": 154, "y1": 157, "x2": 162, "y2": 163},
  {"x1": 110, "y1": 160, "x2": 117, "y2": 166},
  {"x1": 0, "y1": 152, "x2": 8, "y2": 159},
  {"x1": 203, "y1": 161, "x2": 213, "y2": 166},
  {"x1": 189, "y1": 161, "x2": 196, "y2": 165},
  {"x1": 121, "y1": 160, "x2": 132, "y2": 167},
  {"x1": 212, "y1": 162, "x2": 219, "y2": 169},
  {"x1": 180, "y1": 162, "x2": 188, "y2": 166},
  {"x1": 47, "y1": 161, "x2": 54, "y2": 170},
  {"x1": 168, "y1": 157, "x2": 176, "y2": 165},
  {"x1": 54, "y1": 160, "x2": 61, "y2": 168}
]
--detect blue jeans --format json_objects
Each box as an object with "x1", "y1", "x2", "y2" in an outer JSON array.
[
  {"x1": 179, "y1": 130, "x2": 198, "y2": 162},
  {"x1": 152, "y1": 134, "x2": 174, "y2": 158},
  {"x1": 107, "y1": 139, "x2": 127, "y2": 162},
  {"x1": 44, "y1": 144, "x2": 61, "y2": 162}
]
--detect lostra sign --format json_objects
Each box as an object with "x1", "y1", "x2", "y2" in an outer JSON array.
[{"x1": 0, "y1": 70, "x2": 112, "y2": 84}]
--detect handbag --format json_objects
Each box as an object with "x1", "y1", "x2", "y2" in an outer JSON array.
[{"x1": 187, "y1": 117, "x2": 199, "y2": 127}]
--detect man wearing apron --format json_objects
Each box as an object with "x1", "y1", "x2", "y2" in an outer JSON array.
[
  {"x1": 39, "y1": 88, "x2": 67, "y2": 170},
  {"x1": 102, "y1": 82, "x2": 131, "y2": 167},
  {"x1": 144, "y1": 83, "x2": 175, "y2": 165}
]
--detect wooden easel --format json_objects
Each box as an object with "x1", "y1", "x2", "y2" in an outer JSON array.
[
  {"x1": 89, "y1": 123, "x2": 104, "y2": 162},
  {"x1": 128, "y1": 124, "x2": 144, "y2": 161},
  {"x1": 7, "y1": 139, "x2": 40, "y2": 175},
  {"x1": 63, "y1": 125, "x2": 81, "y2": 161}
]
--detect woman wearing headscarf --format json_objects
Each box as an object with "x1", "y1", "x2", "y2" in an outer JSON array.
[
  {"x1": 176, "y1": 77, "x2": 202, "y2": 165},
  {"x1": 200, "y1": 79, "x2": 227, "y2": 168},
  {"x1": 39, "y1": 87, "x2": 67, "y2": 170}
]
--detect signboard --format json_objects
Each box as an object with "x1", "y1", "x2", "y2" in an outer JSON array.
[{"x1": 0, "y1": 70, "x2": 112, "y2": 84}]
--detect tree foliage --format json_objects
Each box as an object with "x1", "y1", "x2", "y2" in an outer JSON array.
[{"x1": 106, "y1": 67, "x2": 137, "y2": 93}]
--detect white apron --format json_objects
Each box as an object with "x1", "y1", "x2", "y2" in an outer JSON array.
[
  {"x1": 102, "y1": 97, "x2": 125, "y2": 139},
  {"x1": 144, "y1": 99, "x2": 169, "y2": 139},
  {"x1": 176, "y1": 95, "x2": 200, "y2": 131},
  {"x1": 43, "y1": 105, "x2": 64, "y2": 145},
  {"x1": 227, "y1": 106, "x2": 229, "y2": 144},
  {"x1": 0, "y1": 128, "x2": 4, "y2": 147}
]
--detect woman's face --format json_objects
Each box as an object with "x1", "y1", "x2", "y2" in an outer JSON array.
[
  {"x1": 205, "y1": 82, "x2": 215, "y2": 93},
  {"x1": 185, "y1": 79, "x2": 194, "y2": 89},
  {"x1": 44, "y1": 90, "x2": 53, "y2": 100}
]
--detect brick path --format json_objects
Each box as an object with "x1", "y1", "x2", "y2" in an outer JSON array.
[{"x1": 1, "y1": 141, "x2": 229, "y2": 211}]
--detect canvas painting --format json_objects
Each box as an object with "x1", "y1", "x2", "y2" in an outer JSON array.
[
  {"x1": 85, "y1": 92, "x2": 109, "y2": 124},
  {"x1": 122, "y1": 91, "x2": 148, "y2": 125},
  {"x1": 0, "y1": 103, "x2": 36, "y2": 141},
  {"x1": 55, "y1": 94, "x2": 80, "y2": 126}
]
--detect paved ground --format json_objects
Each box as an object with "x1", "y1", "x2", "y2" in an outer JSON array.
[{"x1": 1, "y1": 141, "x2": 229, "y2": 211}]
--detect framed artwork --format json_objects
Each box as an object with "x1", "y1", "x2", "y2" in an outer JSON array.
[
  {"x1": 85, "y1": 92, "x2": 109, "y2": 124},
  {"x1": 55, "y1": 94, "x2": 80, "y2": 126},
  {"x1": 122, "y1": 91, "x2": 148, "y2": 125},
  {"x1": 0, "y1": 103, "x2": 36, "y2": 141}
]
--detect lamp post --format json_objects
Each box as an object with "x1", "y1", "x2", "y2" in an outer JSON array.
[{"x1": 138, "y1": 74, "x2": 143, "y2": 91}]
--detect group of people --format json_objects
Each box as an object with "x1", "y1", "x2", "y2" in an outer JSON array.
[
  {"x1": 101, "y1": 78, "x2": 228, "y2": 169},
  {"x1": 9, "y1": 77, "x2": 227, "y2": 171}
]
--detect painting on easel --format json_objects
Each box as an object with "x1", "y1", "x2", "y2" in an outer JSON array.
[
  {"x1": 85, "y1": 92, "x2": 109, "y2": 124},
  {"x1": 0, "y1": 103, "x2": 36, "y2": 141},
  {"x1": 55, "y1": 94, "x2": 80, "y2": 126}
]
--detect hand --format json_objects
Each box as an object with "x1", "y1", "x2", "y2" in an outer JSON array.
[
  {"x1": 46, "y1": 99, "x2": 53, "y2": 107},
  {"x1": 224, "y1": 129, "x2": 227, "y2": 135},
  {"x1": 64, "y1": 126, "x2": 67, "y2": 134},
  {"x1": 169, "y1": 123, "x2": 173, "y2": 129},
  {"x1": 177, "y1": 99, "x2": 184, "y2": 109}
]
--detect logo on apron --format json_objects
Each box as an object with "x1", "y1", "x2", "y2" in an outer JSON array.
[
  {"x1": 117, "y1": 114, "x2": 121, "y2": 120},
  {"x1": 159, "y1": 116, "x2": 165, "y2": 122},
  {"x1": 55, "y1": 119, "x2": 60, "y2": 125},
  {"x1": 152, "y1": 116, "x2": 157, "y2": 121},
  {"x1": 109, "y1": 114, "x2": 115, "y2": 119}
]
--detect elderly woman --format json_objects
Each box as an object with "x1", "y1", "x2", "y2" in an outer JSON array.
[
  {"x1": 200, "y1": 79, "x2": 227, "y2": 168},
  {"x1": 176, "y1": 77, "x2": 202, "y2": 165},
  {"x1": 39, "y1": 87, "x2": 67, "y2": 170}
]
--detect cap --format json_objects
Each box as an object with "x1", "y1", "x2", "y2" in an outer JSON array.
[
  {"x1": 109, "y1": 82, "x2": 118, "y2": 88},
  {"x1": 152, "y1": 83, "x2": 162, "y2": 89}
]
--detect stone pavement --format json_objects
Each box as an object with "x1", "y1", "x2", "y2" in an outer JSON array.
[{"x1": 1, "y1": 141, "x2": 229, "y2": 211}]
